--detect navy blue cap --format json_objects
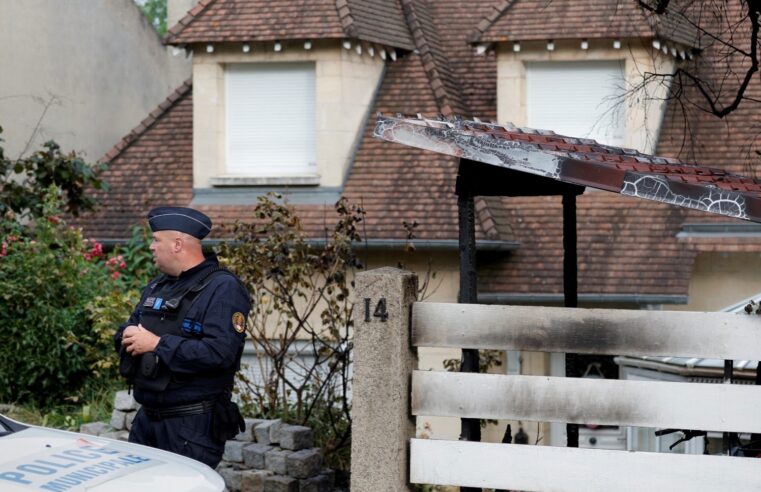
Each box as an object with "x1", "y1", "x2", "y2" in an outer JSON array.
[{"x1": 147, "y1": 207, "x2": 212, "y2": 239}]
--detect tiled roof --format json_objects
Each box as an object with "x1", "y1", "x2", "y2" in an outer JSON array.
[
  {"x1": 478, "y1": 193, "x2": 694, "y2": 297},
  {"x1": 401, "y1": 0, "x2": 469, "y2": 117},
  {"x1": 165, "y1": 0, "x2": 415, "y2": 50},
  {"x1": 341, "y1": 55, "x2": 506, "y2": 243},
  {"x1": 470, "y1": 0, "x2": 699, "y2": 49},
  {"x1": 82, "y1": 0, "x2": 761, "y2": 299}
]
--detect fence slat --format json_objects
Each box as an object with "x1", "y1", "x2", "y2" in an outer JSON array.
[
  {"x1": 410, "y1": 439, "x2": 761, "y2": 491},
  {"x1": 412, "y1": 371, "x2": 761, "y2": 433},
  {"x1": 412, "y1": 302, "x2": 761, "y2": 360}
]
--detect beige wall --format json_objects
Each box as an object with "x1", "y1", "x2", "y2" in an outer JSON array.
[
  {"x1": 0, "y1": 0, "x2": 190, "y2": 161},
  {"x1": 672, "y1": 252, "x2": 761, "y2": 312},
  {"x1": 192, "y1": 41, "x2": 384, "y2": 188},
  {"x1": 167, "y1": 0, "x2": 198, "y2": 31},
  {"x1": 496, "y1": 39, "x2": 674, "y2": 154}
]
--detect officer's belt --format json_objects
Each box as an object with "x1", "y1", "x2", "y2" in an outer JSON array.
[{"x1": 142, "y1": 399, "x2": 216, "y2": 420}]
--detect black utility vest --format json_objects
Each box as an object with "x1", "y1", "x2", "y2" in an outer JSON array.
[{"x1": 129, "y1": 265, "x2": 238, "y2": 392}]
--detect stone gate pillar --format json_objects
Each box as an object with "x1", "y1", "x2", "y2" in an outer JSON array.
[{"x1": 350, "y1": 267, "x2": 418, "y2": 491}]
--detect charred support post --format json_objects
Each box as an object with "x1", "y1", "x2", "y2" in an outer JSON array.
[
  {"x1": 457, "y1": 162, "x2": 481, "y2": 492},
  {"x1": 563, "y1": 192, "x2": 580, "y2": 448}
]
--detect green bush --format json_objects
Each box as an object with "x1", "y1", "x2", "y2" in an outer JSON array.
[{"x1": 0, "y1": 192, "x2": 119, "y2": 406}]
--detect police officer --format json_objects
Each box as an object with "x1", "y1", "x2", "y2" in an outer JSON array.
[{"x1": 115, "y1": 207, "x2": 249, "y2": 468}]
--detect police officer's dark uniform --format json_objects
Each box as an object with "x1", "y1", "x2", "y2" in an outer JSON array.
[{"x1": 115, "y1": 207, "x2": 249, "y2": 468}]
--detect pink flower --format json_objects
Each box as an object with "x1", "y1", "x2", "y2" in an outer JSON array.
[
  {"x1": 119, "y1": 261, "x2": 127, "y2": 270},
  {"x1": 0, "y1": 242, "x2": 7, "y2": 257},
  {"x1": 110, "y1": 271, "x2": 120, "y2": 280}
]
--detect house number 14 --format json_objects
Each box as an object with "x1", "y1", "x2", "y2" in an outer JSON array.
[{"x1": 364, "y1": 298, "x2": 388, "y2": 322}]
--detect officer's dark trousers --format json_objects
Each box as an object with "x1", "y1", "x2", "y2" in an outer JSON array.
[{"x1": 129, "y1": 408, "x2": 224, "y2": 469}]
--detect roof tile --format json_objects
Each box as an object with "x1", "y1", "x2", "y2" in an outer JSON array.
[{"x1": 165, "y1": 0, "x2": 415, "y2": 51}]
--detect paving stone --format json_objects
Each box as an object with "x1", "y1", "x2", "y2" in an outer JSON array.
[
  {"x1": 240, "y1": 470, "x2": 272, "y2": 492},
  {"x1": 279, "y1": 425, "x2": 313, "y2": 451},
  {"x1": 113, "y1": 390, "x2": 139, "y2": 411},
  {"x1": 224, "y1": 440, "x2": 247, "y2": 463},
  {"x1": 298, "y1": 473, "x2": 333, "y2": 492},
  {"x1": 79, "y1": 421, "x2": 109, "y2": 436},
  {"x1": 236, "y1": 418, "x2": 266, "y2": 442},
  {"x1": 255, "y1": 420, "x2": 282, "y2": 445},
  {"x1": 264, "y1": 448, "x2": 292, "y2": 475},
  {"x1": 243, "y1": 443, "x2": 275, "y2": 469},
  {"x1": 219, "y1": 467, "x2": 242, "y2": 492},
  {"x1": 286, "y1": 448, "x2": 322, "y2": 479},
  {"x1": 263, "y1": 475, "x2": 298, "y2": 492},
  {"x1": 109, "y1": 410, "x2": 127, "y2": 431}
]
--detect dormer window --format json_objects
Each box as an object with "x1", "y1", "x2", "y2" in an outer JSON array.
[
  {"x1": 526, "y1": 61, "x2": 625, "y2": 146},
  {"x1": 224, "y1": 62, "x2": 317, "y2": 178}
]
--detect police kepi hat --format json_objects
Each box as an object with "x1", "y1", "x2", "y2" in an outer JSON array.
[{"x1": 147, "y1": 207, "x2": 212, "y2": 239}]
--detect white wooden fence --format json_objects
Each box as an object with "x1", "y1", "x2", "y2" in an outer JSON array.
[{"x1": 350, "y1": 268, "x2": 761, "y2": 491}]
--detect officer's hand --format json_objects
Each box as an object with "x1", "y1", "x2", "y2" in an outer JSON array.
[
  {"x1": 122, "y1": 324, "x2": 160, "y2": 356},
  {"x1": 122, "y1": 325, "x2": 139, "y2": 338}
]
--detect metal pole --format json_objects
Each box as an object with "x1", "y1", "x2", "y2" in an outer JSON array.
[
  {"x1": 723, "y1": 359, "x2": 733, "y2": 455},
  {"x1": 750, "y1": 364, "x2": 761, "y2": 456},
  {"x1": 563, "y1": 192, "x2": 579, "y2": 448},
  {"x1": 458, "y1": 189, "x2": 481, "y2": 492}
]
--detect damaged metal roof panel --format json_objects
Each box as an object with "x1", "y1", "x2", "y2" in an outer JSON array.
[{"x1": 374, "y1": 113, "x2": 761, "y2": 223}]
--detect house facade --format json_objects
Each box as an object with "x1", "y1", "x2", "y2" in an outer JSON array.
[
  {"x1": 77, "y1": 0, "x2": 761, "y2": 447},
  {"x1": 0, "y1": 0, "x2": 190, "y2": 161}
]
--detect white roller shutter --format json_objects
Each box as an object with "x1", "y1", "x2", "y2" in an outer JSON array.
[
  {"x1": 527, "y1": 61, "x2": 625, "y2": 146},
  {"x1": 225, "y1": 63, "x2": 316, "y2": 176}
]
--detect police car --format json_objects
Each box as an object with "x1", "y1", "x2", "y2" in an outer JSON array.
[{"x1": 0, "y1": 414, "x2": 224, "y2": 491}]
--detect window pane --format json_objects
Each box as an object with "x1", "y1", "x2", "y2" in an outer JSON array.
[
  {"x1": 225, "y1": 63, "x2": 316, "y2": 176},
  {"x1": 527, "y1": 61, "x2": 626, "y2": 146}
]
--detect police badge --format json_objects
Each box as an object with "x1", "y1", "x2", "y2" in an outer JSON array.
[{"x1": 231, "y1": 312, "x2": 246, "y2": 333}]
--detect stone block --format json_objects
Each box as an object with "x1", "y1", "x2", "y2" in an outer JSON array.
[
  {"x1": 125, "y1": 411, "x2": 137, "y2": 431},
  {"x1": 109, "y1": 410, "x2": 127, "y2": 431},
  {"x1": 79, "y1": 421, "x2": 109, "y2": 436},
  {"x1": 243, "y1": 443, "x2": 274, "y2": 469},
  {"x1": 286, "y1": 448, "x2": 322, "y2": 479},
  {"x1": 240, "y1": 470, "x2": 272, "y2": 492},
  {"x1": 255, "y1": 420, "x2": 282, "y2": 445},
  {"x1": 224, "y1": 440, "x2": 247, "y2": 463},
  {"x1": 235, "y1": 418, "x2": 265, "y2": 442},
  {"x1": 113, "y1": 390, "x2": 139, "y2": 411},
  {"x1": 264, "y1": 448, "x2": 292, "y2": 475},
  {"x1": 298, "y1": 473, "x2": 333, "y2": 492},
  {"x1": 279, "y1": 425, "x2": 313, "y2": 451},
  {"x1": 263, "y1": 475, "x2": 298, "y2": 492},
  {"x1": 218, "y1": 467, "x2": 242, "y2": 492}
]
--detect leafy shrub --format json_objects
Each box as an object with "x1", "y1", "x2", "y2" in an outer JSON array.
[
  {"x1": 0, "y1": 192, "x2": 118, "y2": 406},
  {"x1": 0, "y1": 126, "x2": 107, "y2": 219},
  {"x1": 219, "y1": 193, "x2": 364, "y2": 478}
]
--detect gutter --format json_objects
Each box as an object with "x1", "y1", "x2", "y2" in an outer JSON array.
[
  {"x1": 97, "y1": 238, "x2": 519, "y2": 252},
  {"x1": 677, "y1": 222, "x2": 761, "y2": 238},
  {"x1": 478, "y1": 293, "x2": 688, "y2": 305},
  {"x1": 614, "y1": 356, "x2": 757, "y2": 380}
]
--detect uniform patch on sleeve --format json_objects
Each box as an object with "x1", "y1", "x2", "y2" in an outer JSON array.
[{"x1": 232, "y1": 312, "x2": 246, "y2": 333}]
